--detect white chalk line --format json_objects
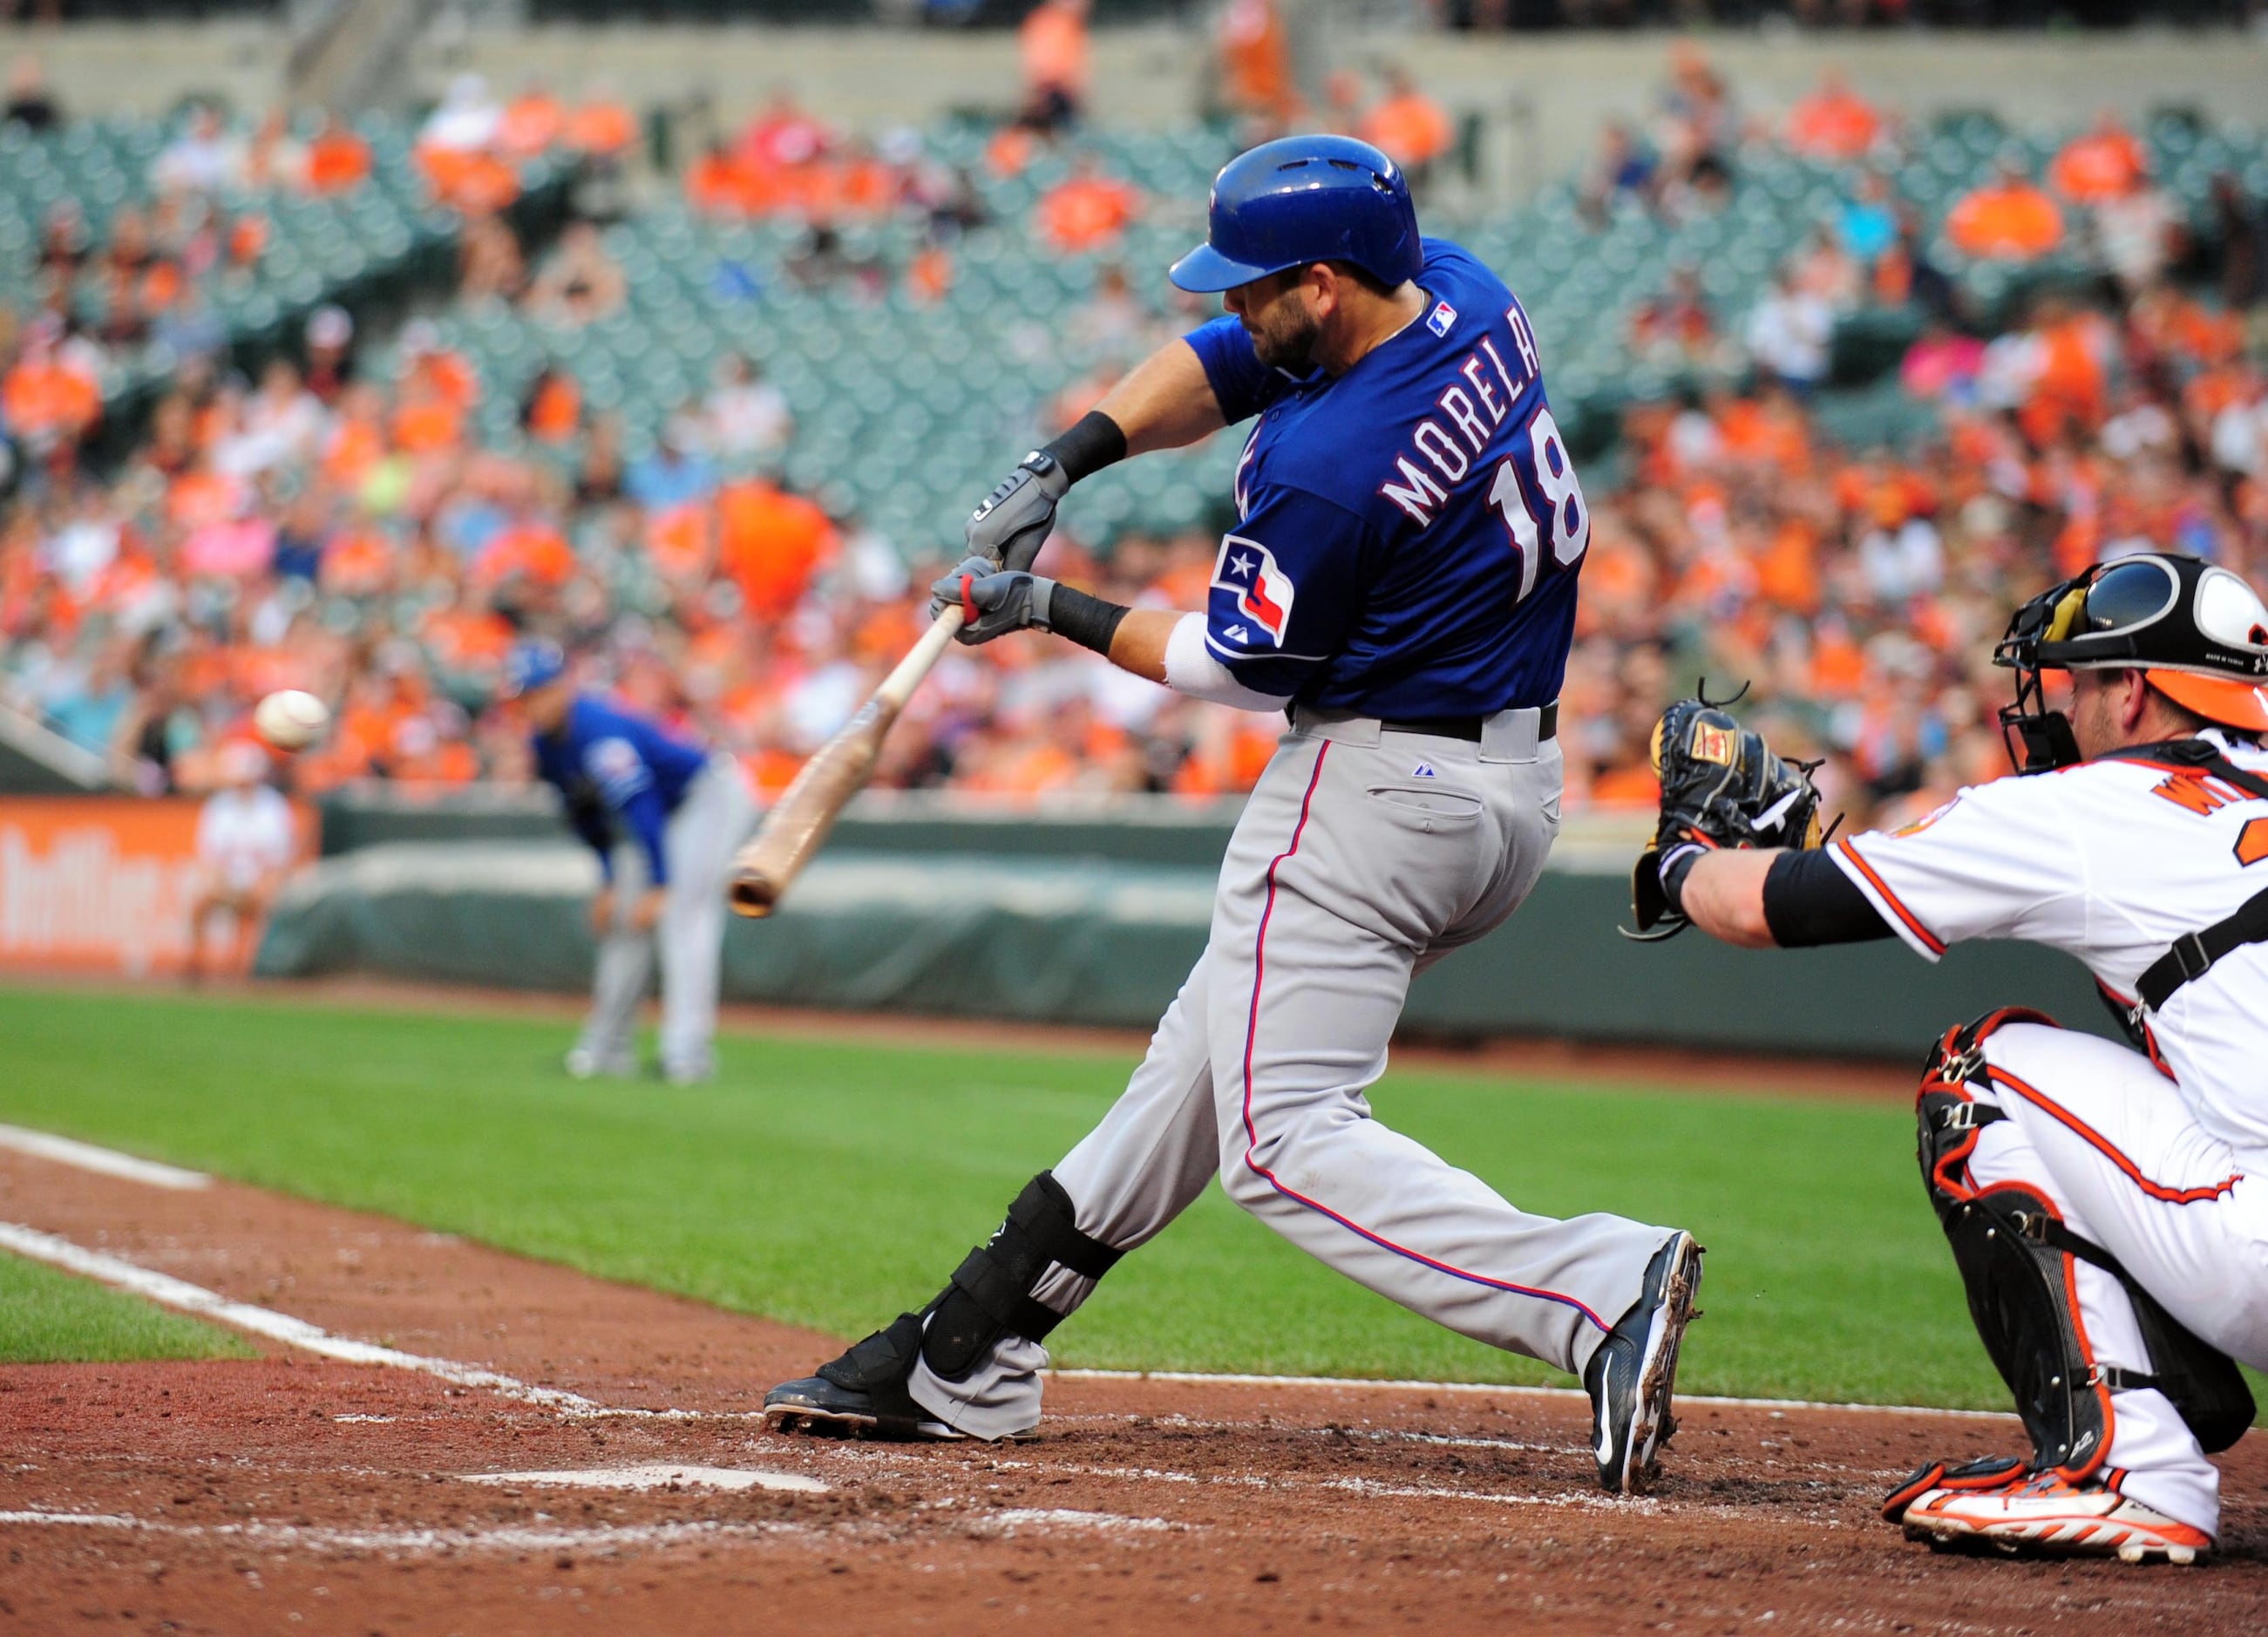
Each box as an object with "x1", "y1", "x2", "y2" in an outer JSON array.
[
  {"x1": 464, "y1": 1464, "x2": 826, "y2": 1495},
  {"x1": 0, "y1": 1124, "x2": 208, "y2": 1191},
  {"x1": 1051, "y1": 1369, "x2": 2010, "y2": 1422},
  {"x1": 0, "y1": 1510, "x2": 819, "y2": 1554}
]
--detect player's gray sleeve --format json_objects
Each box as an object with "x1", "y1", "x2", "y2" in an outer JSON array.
[{"x1": 1161, "y1": 613, "x2": 1292, "y2": 712}]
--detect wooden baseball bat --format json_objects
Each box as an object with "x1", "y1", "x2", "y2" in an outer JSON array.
[{"x1": 727, "y1": 603, "x2": 968, "y2": 918}]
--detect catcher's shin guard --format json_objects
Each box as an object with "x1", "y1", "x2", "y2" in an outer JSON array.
[{"x1": 921, "y1": 1170, "x2": 1124, "y2": 1382}]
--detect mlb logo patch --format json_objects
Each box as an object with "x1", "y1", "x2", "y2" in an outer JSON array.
[
  {"x1": 1211, "y1": 534, "x2": 1297, "y2": 647},
  {"x1": 1425, "y1": 301, "x2": 1457, "y2": 337}
]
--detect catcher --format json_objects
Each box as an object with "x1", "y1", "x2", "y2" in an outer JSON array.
[{"x1": 1633, "y1": 551, "x2": 2268, "y2": 1564}]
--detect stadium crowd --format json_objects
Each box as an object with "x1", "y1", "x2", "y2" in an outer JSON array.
[{"x1": 3, "y1": 46, "x2": 2266, "y2": 837}]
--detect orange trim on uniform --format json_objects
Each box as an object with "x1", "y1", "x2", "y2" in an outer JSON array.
[
  {"x1": 1836, "y1": 837, "x2": 1946, "y2": 954},
  {"x1": 1984, "y1": 1066, "x2": 2244, "y2": 1205}
]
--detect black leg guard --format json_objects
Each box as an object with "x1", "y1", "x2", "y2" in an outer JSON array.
[{"x1": 921, "y1": 1171, "x2": 1124, "y2": 1382}]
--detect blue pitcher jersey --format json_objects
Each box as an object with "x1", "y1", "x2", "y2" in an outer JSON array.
[
  {"x1": 532, "y1": 695, "x2": 709, "y2": 885},
  {"x1": 1183, "y1": 238, "x2": 1588, "y2": 718}
]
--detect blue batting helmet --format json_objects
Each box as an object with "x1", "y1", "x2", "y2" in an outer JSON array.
[
  {"x1": 501, "y1": 639, "x2": 567, "y2": 697},
  {"x1": 1169, "y1": 134, "x2": 1423, "y2": 295}
]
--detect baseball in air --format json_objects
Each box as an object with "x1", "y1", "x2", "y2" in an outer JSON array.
[{"x1": 253, "y1": 689, "x2": 329, "y2": 751}]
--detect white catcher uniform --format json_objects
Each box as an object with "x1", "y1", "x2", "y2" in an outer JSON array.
[{"x1": 1833, "y1": 727, "x2": 2268, "y2": 1538}]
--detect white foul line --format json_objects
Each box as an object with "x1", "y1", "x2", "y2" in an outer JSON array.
[
  {"x1": 0, "y1": 1219, "x2": 668, "y2": 1422},
  {"x1": 1049, "y1": 1368, "x2": 2010, "y2": 1422},
  {"x1": 0, "y1": 1124, "x2": 208, "y2": 1191}
]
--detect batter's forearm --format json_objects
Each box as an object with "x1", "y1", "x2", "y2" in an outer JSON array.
[
  {"x1": 1094, "y1": 339, "x2": 1228, "y2": 455},
  {"x1": 1104, "y1": 607, "x2": 1181, "y2": 684},
  {"x1": 1681, "y1": 850, "x2": 1781, "y2": 948}
]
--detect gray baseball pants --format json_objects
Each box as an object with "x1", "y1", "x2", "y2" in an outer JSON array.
[
  {"x1": 911, "y1": 710, "x2": 1678, "y2": 1437},
  {"x1": 581, "y1": 753, "x2": 758, "y2": 1078}
]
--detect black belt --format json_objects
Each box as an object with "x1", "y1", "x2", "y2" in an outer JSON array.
[
  {"x1": 1377, "y1": 703, "x2": 1558, "y2": 744},
  {"x1": 2136, "y1": 880, "x2": 2268, "y2": 1012}
]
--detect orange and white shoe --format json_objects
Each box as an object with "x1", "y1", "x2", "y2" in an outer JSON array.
[{"x1": 1901, "y1": 1468, "x2": 2213, "y2": 1565}]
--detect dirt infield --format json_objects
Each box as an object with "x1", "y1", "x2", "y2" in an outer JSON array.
[{"x1": 3, "y1": 1146, "x2": 2262, "y2": 1635}]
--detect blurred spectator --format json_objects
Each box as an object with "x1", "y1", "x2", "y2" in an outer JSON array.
[
  {"x1": 1019, "y1": 0, "x2": 1091, "y2": 134},
  {"x1": 422, "y1": 74, "x2": 505, "y2": 154},
  {"x1": 682, "y1": 355, "x2": 793, "y2": 462},
  {"x1": 302, "y1": 305, "x2": 356, "y2": 404},
  {"x1": 460, "y1": 210, "x2": 528, "y2": 305},
  {"x1": 154, "y1": 105, "x2": 243, "y2": 198},
  {"x1": 1036, "y1": 155, "x2": 1140, "y2": 255},
  {"x1": 2211, "y1": 174, "x2": 2268, "y2": 315},
  {"x1": 1579, "y1": 121, "x2": 1656, "y2": 227},
  {"x1": 1361, "y1": 66, "x2": 1454, "y2": 187},
  {"x1": 303, "y1": 115, "x2": 374, "y2": 195},
  {"x1": 526, "y1": 222, "x2": 626, "y2": 327},
  {"x1": 1653, "y1": 41, "x2": 1735, "y2": 196},
  {"x1": 1216, "y1": 0, "x2": 1300, "y2": 129},
  {"x1": 498, "y1": 82, "x2": 566, "y2": 159},
  {"x1": 2050, "y1": 112, "x2": 2149, "y2": 205},
  {"x1": 2091, "y1": 171, "x2": 2180, "y2": 297},
  {"x1": 1836, "y1": 171, "x2": 1898, "y2": 267},
  {"x1": 1946, "y1": 160, "x2": 2065, "y2": 262},
  {"x1": 1628, "y1": 266, "x2": 1719, "y2": 373},
  {"x1": 1785, "y1": 68, "x2": 1885, "y2": 164},
  {"x1": 3, "y1": 54, "x2": 59, "y2": 132},
  {"x1": 186, "y1": 740, "x2": 297, "y2": 982},
  {"x1": 1744, "y1": 266, "x2": 1836, "y2": 393}
]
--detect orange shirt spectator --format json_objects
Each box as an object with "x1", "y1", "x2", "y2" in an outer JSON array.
[
  {"x1": 524, "y1": 371, "x2": 582, "y2": 445},
  {"x1": 1037, "y1": 165, "x2": 1138, "y2": 255},
  {"x1": 1021, "y1": 0, "x2": 1090, "y2": 103},
  {"x1": 1361, "y1": 72, "x2": 1453, "y2": 173},
  {"x1": 390, "y1": 392, "x2": 465, "y2": 456},
  {"x1": 498, "y1": 91, "x2": 565, "y2": 158},
  {"x1": 566, "y1": 98, "x2": 636, "y2": 159},
  {"x1": 907, "y1": 241, "x2": 954, "y2": 304},
  {"x1": 418, "y1": 146, "x2": 521, "y2": 214},
  {"x1": 1218, "y1": 0, "x2": 1298, "y2": 123},
  {"x1": 2, "y1": 355, "x2": 100, "y2": 445},
  {"x1": 1785, "y1": 71, "x2": 1884, "y2": 162},
  {"x1": 1945, "y1": 171, "x2": 2064, "y2": 261},
  {"x1": 2050, "y1": 117, "x2": 2148, "y2": 204},
  {"x1": 476, "y1": 519, "x2": 575, "y2": 588},
  {"x1": 716, "y1": 479, "x2": 838, "y2": 621},
  {"x1": 303, "y1": 119, "x2": 373, "y2": 194}
]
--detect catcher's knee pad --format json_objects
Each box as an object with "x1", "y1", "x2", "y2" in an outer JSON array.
[{"x1": 921, "y1": 1171, "x2": 1123, "y2": 1382}]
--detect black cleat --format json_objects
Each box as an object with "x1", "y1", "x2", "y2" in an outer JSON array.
[
  {"x1": 763, "y1": 1312, "x2": 968, "y2": 1442},
  {"x1": 1586, "y1": 1231, "x2": 1703, "y2": 1495}
]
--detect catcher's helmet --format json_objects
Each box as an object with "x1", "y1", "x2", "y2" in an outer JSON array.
[
  {"x1": 1994, "y1": 552, "x2": 2268, "y2": 769},
  {"x1": 1169, "y1": 134, "x2": 1423, "y2": 295}
]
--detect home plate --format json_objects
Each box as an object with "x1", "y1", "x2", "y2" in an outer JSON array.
[{"x1": 462, "y1": 1465, "x2": 828, "y2": 1495}]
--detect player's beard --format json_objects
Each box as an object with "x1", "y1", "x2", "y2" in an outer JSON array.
[{"x1": 1246, "y1": 295, "x2": 1321, "y2": 373}]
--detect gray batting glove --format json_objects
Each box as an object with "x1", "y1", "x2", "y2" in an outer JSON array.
[
  {"x1": 966, "y1": 451, "x2": 1069, "y2": 573},
  {"x1": 928, "y1": 554, "x2": 1056, "y2": 645}
]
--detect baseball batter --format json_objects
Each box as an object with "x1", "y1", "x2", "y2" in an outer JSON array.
[
  {"x1": 506, "y1": 641, "x2": 757, "y2": 1084},
  {"x1": 1653, "y1": 551, "x2": 2268, "y2": 1562},
  {"x1": 764, "y1": 136, "x2": 1702, "y2": 1492}
]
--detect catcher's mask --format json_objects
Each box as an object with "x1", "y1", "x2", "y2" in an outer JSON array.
[{"x1": 1993, "y1": 553, "x2": 2268, "y2": 771}]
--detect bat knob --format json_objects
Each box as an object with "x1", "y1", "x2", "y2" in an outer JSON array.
[{"x1": 728, "y1": 873, "x2": 779, "y2": 919}]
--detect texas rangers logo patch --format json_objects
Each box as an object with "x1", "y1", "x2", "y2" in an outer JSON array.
[
  {"x1": 1212, "y1": 534, "x2": 1295, "y2": 647},
  {"x1": 1425, "y1": 300, "x2": 1457, "y2": 337}
]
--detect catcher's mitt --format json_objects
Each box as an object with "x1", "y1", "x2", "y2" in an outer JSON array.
[{"x1": 1625, "y1": 698, "x2": 1824, "y2": 941}]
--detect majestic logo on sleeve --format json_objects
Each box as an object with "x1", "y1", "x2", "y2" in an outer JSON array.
[{"x1": 1212, "y1": 534, "x2": 1295, "y2": 647}]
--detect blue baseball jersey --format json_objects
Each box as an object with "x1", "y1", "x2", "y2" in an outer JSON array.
[
  {"x1": 1184, "y1": 238, "x2": 1588, "y2": 718},
  {"x1": 533, "y1": 696, "x2": 710, "y2": 886}
]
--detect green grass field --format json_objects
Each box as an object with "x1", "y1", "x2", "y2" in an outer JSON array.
[
  {"x1": 0, "y1": 985, "x2": 2257, "y2": 1414},
  {"x1": 0, "y1": 1249, "x2": 255, "y2": 1364}
]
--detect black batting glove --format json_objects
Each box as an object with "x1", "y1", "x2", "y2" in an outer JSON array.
[
  {"x1": 928, "y1": 554, "x2": 1057, "y2": 645},
  {"x1": 966, "y1": 452, "x2": 1069, "y2": 573}
]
